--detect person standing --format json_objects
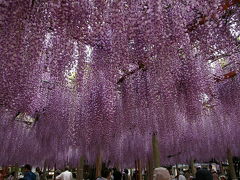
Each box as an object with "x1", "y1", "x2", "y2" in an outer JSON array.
[
  {"x1": 178, "y1": 171, "x2": 187, "y2": 180},
  {"x1": 7, "y1": 172, "x2": 15, "y2": 180},
  {"x1": 211, "y1": 171, "x2": 219, "y2": 180},
  {"x1": 56, "y1": 166, "x2": 73, "y2": 180},
  {"x1": 195, "y1": 169, "x2": 213, "y2": 180},
  {"x1": 97, "y1": 168, "x2": 111, "y2": 180},
  {"x1": 113, "y1": 168, "x2": 122, "y2": 180},
  {"x1": 35, "y1": 167, "x2": 41, "y2": 180},
  {"x1": 173, "y1": 170, "x2": 186, "y2": 180},
  {"x1": 23, "y1": 164, "x2": 36, "y2": 180},
  {"x1": 153, "y1": 167, "x2": 171, "y2": 180},
  {"x1": 123, "y1": 169, "x2": 131, "y2": 180},
  {"x1": 208, "y1": 165, "x2": 218, "y2": 180}
]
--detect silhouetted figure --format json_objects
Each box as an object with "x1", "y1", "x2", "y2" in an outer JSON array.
[
  {"x1": 123, "y1": 169, "x2": 130, "y2": 180},
  {"x1": 173, "y1": 169, "x2": 186, "y2": 180},
  {"x1": 209, "y1": 165, "x2": 213, "y2": 173},
  {"x1": 195, "y1": 169, "x2": 213, "y2": 180},
  {"x1": 35, "y1": 167, "x2": 41, "y2": 180},
  {"x1": 96, "y1": 168, "x2": 111, "y2": 180},
  {"x1": 132, "y1": 170, "x2": 137, "y2": 180},
  {"x1": 56, "y1": 166, "x2": 73, "y2": 180},
  {"x1": 113, "y1": 168, "x2": 122, "y2": 180},
  {"x1": 102, "y1": 168, "x2": 111, "y2": 180},
  {"x1": 7, "y1": 172, "x2": 15, "y2": 180},
  {"x1": 55, "y1": 169, "x2": 61, "y2": 177},
  {"x1": 23, "y1": 164, "x2": 36, "y2": 180}
]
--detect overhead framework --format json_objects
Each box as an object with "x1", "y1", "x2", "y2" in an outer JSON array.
[{"x1": 0, "y1": 0, "x2": 239, "y2": 167}]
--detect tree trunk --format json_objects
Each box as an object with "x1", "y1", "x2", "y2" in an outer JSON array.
[
  {"x1": 53, "y1": 163, "x2": 56, "y2": 180},
  {"x1": 147, "y1": 158, "x2": 153, "y2": 180},
  {"x1": 190, "y1": 160, "x2": 196, "y2": 177},
  {"x1": 152, "y1": 134, "x2": 160, "y2": 168},
  {"x1": 14, "y1": 164, "x2": 19, "y2": 180},
  {"x1": 137, "y1": 160, "x2": 142, "y2": 180},
  {"x1": 95, "y1": 152, "x2": 102, "y2": 178},
  {"x1": 227, "y1": 149, "x2": 237, "y2": 180},
  {"x1": 77, "y1": 157, "x2": 84, "y2": 180},
  {"x1": 43, "y1": 161, "x2": 47, "y2": 180}
]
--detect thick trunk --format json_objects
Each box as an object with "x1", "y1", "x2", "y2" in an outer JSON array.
[
  {"x1": 227, "y1": 149, "x2": 237, "y2": 180},
  {"x1": 147, "y1": 158, "x2": 153, "y2": 180},
  {"x1": 137, "y1": 160, "x2": 142, "y2": 180},
  {"x1": 190, "y1": 160, "x2": 196, "y2": 177},
  {"x1": 95, "y1": 152, "x2": 102, "y2": 178},
  {"x1": 152, "y1": 134, "x2": 160, "y2": 168},
  {"x1": 14, "y1": 164, "x2": 19, "y2": 180},
  {"x1": 77, "y1": 157, "x2": 84, "y2": 180}
]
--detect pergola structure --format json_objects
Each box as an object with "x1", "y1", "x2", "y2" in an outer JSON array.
[{"x1": 0, "y1": 0, "x2": 240, "y2": 172}]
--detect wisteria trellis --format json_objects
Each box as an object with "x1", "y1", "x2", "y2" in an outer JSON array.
[{"x1": 0, "y1": 0, "x2": 239, "y2": 167}]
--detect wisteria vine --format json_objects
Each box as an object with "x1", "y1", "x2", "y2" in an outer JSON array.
[{"x1": 0, "y1": 0, "x2": 239, "y2": 167}]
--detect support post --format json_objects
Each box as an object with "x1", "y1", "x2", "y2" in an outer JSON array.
[
  {"x1": 137, "y1": 160, "x2": 142, "y2": 180},
  {"x1": 152, "y1": 134, "x2": 160, "y2": 168},
  {"x1": 53, "y1": 163, "x2": 56, "y2": 180},
  {"x1": 14, "y1": 164, "x2": 19, "y2": 180},
  {"x1": 227, "y1": 149, "x2": 237, "y2": 180},
  {"x1": 147, "y1": 158, "x2": 153, "y2": 180},
  {"x1": 95, "y1": 152, "x2": 102, "y2": 178},
  {"x1": 190, "y1": 160, "x2": 196, "y2": 177},
  {"x1": 43, "y1": 161, "x2": 47, "y2": 180},
  {"x1": 77, "y1": 157, "x2": 84, "y2": 180}
]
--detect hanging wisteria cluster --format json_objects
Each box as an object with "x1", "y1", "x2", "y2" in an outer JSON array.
[{"x1": 0, "y1": 0, "x2": 240, "y2": 167}]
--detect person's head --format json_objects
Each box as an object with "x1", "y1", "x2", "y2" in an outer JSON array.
[
  {"x1": 196, "y1": 166, "x2": 201, "y2": 171},
  {"x1": 153, "y1": 167, "x2": 171, "y2": 180},
  {"x1": 55, "y1": 169, "x2": 61, "y2": 176},
  {"x1": 36, "y1": 167, "x2": 40, "y2": 173},
  {"x1": 65, "y1": 166, "x2": 70, "y2": 171},
  {"x1": 102, "y1": 168, "x2": 111, "y2": 180},
  {"x1": 124, "y1": 169, "x2": 129, "y2": 175},
  {"x1": 179, "y1": 171, "x2": 184, "y2": 176},
  {"x1": 24, "y1": 164, "x2": 32, "y2": 172},
  {"x1": 196, "y1": 169, "x2": 213, "y2": 180},
  {"x1": 176, "y1": 169, "x2": 183, "y2": 177}
]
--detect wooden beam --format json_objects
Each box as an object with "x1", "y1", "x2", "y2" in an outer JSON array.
[
  {"x1": 214, "y1": 71, "x2": 237, "y2": 82},
  {"x1": 117, "y1": 62, "x2": 147, "y2": 84},
  {"x1": 186, "y1": 0, "x2": 239, "y2": 32}
]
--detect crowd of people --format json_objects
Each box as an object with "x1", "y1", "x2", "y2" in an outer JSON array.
[
  {"x1": 0, "y1": 164, "x2": 232, "y2": 180},
  {"x1": 153, "y1": 167, "x2": 228, "y2": 180},
  {"x1": 95, "y1": 166, "x2": 229, "y2": 180}
]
